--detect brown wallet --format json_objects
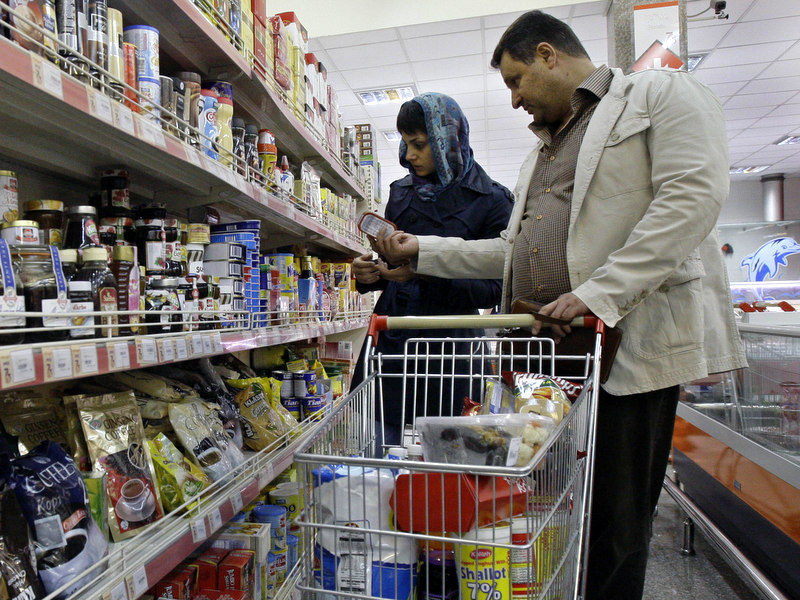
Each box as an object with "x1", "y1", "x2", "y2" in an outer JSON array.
[{"x1": 509, "y1": 299, "x2": 622, "y2": 384}]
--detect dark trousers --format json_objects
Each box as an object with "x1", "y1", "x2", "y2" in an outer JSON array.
[{"x1": 584, "y1": 384, "x2": 680, "y2": 600}]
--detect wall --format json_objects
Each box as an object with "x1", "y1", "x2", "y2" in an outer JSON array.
[{"x1": 720, "y1": 176, "x2": 800, "y2": 224}]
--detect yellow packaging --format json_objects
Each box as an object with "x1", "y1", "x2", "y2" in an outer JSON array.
[
  {"x1": 268, "y1": 482, "x2": 302, "y2": 525},
  {"x1": 228, "y1": 377, "x2": 299, "y2": 436},
  {"x1": 455, "y1": 524, "x2": 511, "y2": 600},
  {"x1": 332, "y1": 263, "x2": 350, "y2": 288},
  {"x1": 147, "y1": 433, "x2": 210, "y2": 512},
  {"x1": 239, "y1": 0, "x2": 254, "y2": 59},
  {"x1": 232, "y1": 383, "x2": 287, "y2": 451}
]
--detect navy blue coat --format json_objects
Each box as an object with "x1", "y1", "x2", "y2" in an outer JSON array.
[{"x1": 355, "y1": 163, "x2": 513, "y2": 425}]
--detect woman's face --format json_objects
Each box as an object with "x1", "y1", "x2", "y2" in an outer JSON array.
[{"x1": 401, "y1": 130, "x2": 436, "y2": 178}]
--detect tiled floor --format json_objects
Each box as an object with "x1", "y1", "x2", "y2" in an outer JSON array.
[{"x1": 643, "y1": 482, "x2": 760, "y2": 600}]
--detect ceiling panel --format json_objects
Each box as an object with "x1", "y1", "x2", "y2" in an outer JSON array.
[
  {"x1": 718, "y1": 15, "x2": 800, "y2": 47},
  {"x1": 341, "y1": 63, "x2": 415, "y2": 89},
  {"x1": 738, "y1": 75, "x2": 800, "y2": 95},
  {"x1": 693, "y1": 62, "x2": 767, "y2": 85},
  {"x1": 695, "y1": 41, "x2": 794, "y2": 69},
  {"x1": 416, "y1": 75, "x2": 485, "y2": 95},
  {"x1": 569, "y1": 14, "x2": 608, "y2": 41},
  {"x1": 326, "y1": 41, "x2": 407, "y2": 70},
  {"x1": 400, "y1": 16, "x2": 481, "y2": 39},
  {"x1": 688, "y1": 23, "x2": 733, "y2": 51},
  {"x1": 740, "y1": 0, "x2": 800, "y2": 22},
  {"x1": 757, "y1": 59, "x2": 800, "y2": 80},
  {"x1": 318, "y1": 28, "x2": 398, "y2": 49},
  {"x1": 724, "y1": 91, "x2": 797, "y2": 109},
  {"x1": 414, "y1": 54, "x2": 486, "y2": 80},
  {"x1": 781, "y1": 41, "x2": 800, "y2": 61},
  {"x1": 404, "y1": 30, "x2": 485, "y2": 61},
  {"x1": 706, "y1": 81, "x2": 747, "y2": 98}
]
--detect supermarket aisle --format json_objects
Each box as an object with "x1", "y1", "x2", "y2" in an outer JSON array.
[{"x1": 643, "y1": 478, "x2": 759, "y2": 600}]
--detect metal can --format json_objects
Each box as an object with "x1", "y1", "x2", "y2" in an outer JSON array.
[
  {"x1": 137, "y1": 76, "x2": 161, "y2": 122},
  {"x1": 123, "y1": 42, "x2": 139, "y2": 112},
  {"x1": 106, "y1": 7, "x2": 125, "y2": 91},
  {"x1": 301, "y1": 394, "x2": 326, "y2": 421},
  {"x1": 292, "y1": 370, "x2": 317, "y2": 398},
  {"x1": 272, "y1": 370, "x2": 293, "y2": 400},
  {"x1": 123, "y1": 24, "x2": 159, "y2": 80},
  {"x1": 0, "y1": 171, "x2": 18, "y2": 224},
  {"x1": 280, "y1": 397, "x2": 301, "y2": 421}
]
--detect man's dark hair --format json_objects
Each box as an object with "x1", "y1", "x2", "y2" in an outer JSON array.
[
  {"x1": 396, "y1": 100, "x2": 426, "y2": 134},
  {"x1": 491, "y1": 10, "x2": 590, "y2": 68}
]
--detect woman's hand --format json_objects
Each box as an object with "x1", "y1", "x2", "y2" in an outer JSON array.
[
  {"x1": 352, "y1": 253, "x2": 381, "y2": 284},
  {"x1": 377, "y1": 263, "x2": 416, "y2": 283},
  {"x1": 369, "y1": 230, "x2": 419, "y2": 265}
]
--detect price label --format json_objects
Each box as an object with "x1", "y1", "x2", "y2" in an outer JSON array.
[
  {"x1": 10, "y1": 348, "x2": 35, "y2": 384},
  {"x1": 75, "y1": 345, "x2": 99, "y2": 374},
  {"x1": 258, "y1": 463, "x2": 274, "y2": 489},
  {"x1": 185, "y1": 148, "x2": 203, "y2": 167},
  {"x1": 136, "y1": 338, "x2": 157, "y2": 364},
  {"x1": 112, "y1": 103, "x2": 136, "y2": 136},
  {"x1": 109, "y1": 342, "x2": 130, "y2": 370},
  {"x1": 138, "y1": 118, "x2": 167, "y2": 148},
  {"x1": 126, "y1": 566, "x2": 149, "y2": 599},
  {"x1": 110, "y1": 581, "x2": 128, "y2": 600},
  {"x1": 208, "y1": 507, "x2": 223, "y2": 533},
  {"x1": 158, "y1": 338, "x2": 175, "y2": 362},
  {"x1": 89, "y1": 88, "x2": 113, "y2": 123},
  {"x1": 42, "y1": 346, "x2": 72, "y2": 381},
  {"x1": 190, "y1": 518, "x2": 207, "y2": 544},
  {"x1": 31, "y1": 56, "x2": 64, "y2": 100},
  {"x1": 212, "y1": 332, "x2": 224, "y2": 353},
  {"x1": 202, "y1": 335, "x2": 213, "y2": 355},
  {"x1": 231, "y1": 492, "x2": 243, "y2": 514},
  {"x1": 191, "y1": 335, "x2": 204, "y2": 356},
  {"x1": 175, "y1": 337, "x2": 189, "y2": 360}
]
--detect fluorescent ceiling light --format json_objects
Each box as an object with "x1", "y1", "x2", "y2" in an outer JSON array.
[
  {"x1": 357, "y1": 86, "x2": 416, "y2": 106},
  {"x1": 687, "y1": 53, "x2": 707, "y2": 72},
  {"x1": 729, "y1": 165, "x2": 770, "y2": 174},
  {"x1": 383, "y1": 131, "x2": 402, "y2": 142},
  {"x1": 775, "y1": 135, "x2": 800, "y2": 145}
]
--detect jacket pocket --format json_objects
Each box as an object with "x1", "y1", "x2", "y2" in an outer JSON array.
[
  {"x1": 629, "y1": 274, "x2": 703, "y2": 360},
  {"x1": 589, "y1": 116, "x2": 653, "y2": 200}
]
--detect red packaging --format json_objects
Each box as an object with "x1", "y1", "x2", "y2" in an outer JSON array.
[
  {"x1": 251, "y1": 0, "x2": 267, "y2": 27},
  {"x1": 276, "y1": 11, "x2": 308, "y2": 45},
  {"x1": 390, "y1": 473, "x2": 530, "y2": 534},
  {"x1": 154, "y1": 565, "x2": 197, "y2": 600},
  {"x1": 123, "y1": 42, "x2": 140, "y2": 113},
  {"x1": 195, "y1": 549, "x2": 229, "y2": 591},
  {"x1": 218, "y1": 549, "x2": 254, "y2": 595},
  {"x1": 269, "y1": 16, "x2": 292, "y2": 91},
  {"x1": 193, "y1": 589, "x2": 246, "y2": 600},
  {"x1": 253, "y1": 17, "x2": 268, "y2": 80}
]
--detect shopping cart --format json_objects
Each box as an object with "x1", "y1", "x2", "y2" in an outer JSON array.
[{"x1": 294, "y1": 313, "x2": 604, "y2": 600}]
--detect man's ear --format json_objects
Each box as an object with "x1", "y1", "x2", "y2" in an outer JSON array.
[{"x1": 536, "y1": 42, "x2": 558, "y2": 67}]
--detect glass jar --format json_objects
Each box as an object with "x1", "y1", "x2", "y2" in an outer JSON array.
[
  {"x1": 135, "y1": 206, "x2": 166, "y2": 276},
  {"x1": 12, "y1": 246, "x2": 70, "y2": 342},
  {"x1": 111, "y1": 245, "x2": 140, "y2": 336},
  {"x1": 72, "y1": 246, "x2": 119, "y2": 338},
  {"x1": 64, "y1": 205, "x2": 101, "y2": 249},
  {"x1": 23, "y1": 200, "x2": 64, "y2": 247},
  {"x1": 195, "y1": 276, "x2": 214, "y2": 330},
  {"x1": 99, "y1": 207, "x2": 136, "y2": 247},
  {"x1": 1, "y1": 220, "x2": 40, "y2": 246},
  {"x1": 145, "y1": 277, "x2": 181, "y2": 333},
  {"x1": 177, "y1": 277, "x2": 198, "y2": 331},
  {"x1": 59, "y1": 249, "x2": 78, "y2": 280},
  {"x1": 164, "y1": 218, "x2": 182, "y2": 277},
  {"x1": 100, "y1": 168, "x2": 130, "y2": 211},
  {"x1": 68, "y1": 280, "x2": 95, "y2": 339},
  {"x1": 0, "y1": 240, "x2": 25, "y2": 344}
]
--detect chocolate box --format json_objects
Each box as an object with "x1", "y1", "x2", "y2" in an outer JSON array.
[
  {"x1": 194, "y1": 549, "x2": 229, "y2": 592},
  {"x1": 218, "y1": 549, "x2": 255, "y2": 597}
]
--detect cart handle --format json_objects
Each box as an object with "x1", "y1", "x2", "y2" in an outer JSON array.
[{"x1": 367, "y1": 313, "x2": 602, "y2": 346}]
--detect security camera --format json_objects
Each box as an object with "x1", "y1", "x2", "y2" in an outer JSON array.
[{"x1": 710, "y1": 0, "x2": 726, "y2": 13}]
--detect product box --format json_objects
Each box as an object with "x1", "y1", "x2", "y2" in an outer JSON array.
[
  {"x1": 290, "y1": 45, "x2": 306, "y2": 116},
  {"x1": 218, "y1": 549, "x2": 255, "y2": 596},
  {"x1": 251, "y1": 0, "x2": 267, "y2": 26},
  {"x1": 276, "y1": 11, "x2": 308, "y2": 52},
  {"x1": 194, "y1": 549, "x2": 229, "y2": 591},
  {"x1": 212, "y1": 521, "x2": 272, "y2": 599},
  {"x1": 153, "y1": 565, "x2": 197, "y2": 600},
  {"x1": 354, "y1": 124, "x2": 372, "y2": 133},
  {"x1": 238, "y1": 0, "x2": 254, "y2": 59},
  {"x1": 193, "y1": 589, "x2": 246, "y2": 600},
  {"x1": 269, "y1": 16, "x2": 292, "y2": 91}
]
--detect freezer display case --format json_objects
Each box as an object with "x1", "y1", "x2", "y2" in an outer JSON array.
[{"x1": 673, "y1": 324, "x2": 800, "y2": 598}]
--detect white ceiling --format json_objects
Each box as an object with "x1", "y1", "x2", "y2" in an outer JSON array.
[{"x1": 309, "y1": 0, "x2": 800, "y2": 200}]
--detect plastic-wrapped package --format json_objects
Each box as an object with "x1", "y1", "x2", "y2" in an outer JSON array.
[
  {"x1": 147, "y1": 433, "x2": 210, "y2": 512},
  {"x1": 0, "y1": 484, "x2": 45, "y2": 600}
]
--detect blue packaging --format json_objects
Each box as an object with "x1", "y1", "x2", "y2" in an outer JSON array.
[
  {"x1": 315, "y1": 544, "x2": 417, "y2": 600},
  {"x1": 286, "y1": 534, "x2": 298, "y2": 570},
  {"x1": 211, "y1": 221, "x2": 261, "y2": 233}
]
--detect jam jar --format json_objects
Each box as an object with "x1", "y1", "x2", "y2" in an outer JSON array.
[
  {"x1": 64, "y1": 205, "x2": 101, "y2": 249},
  {"x1": 72, "y1": 247, "x2": 119, "y2": 338},
  {"x1": 164, "y1": 218, "x2": 182, "y2": 277},
  {"x1": 0, "y1": 240, "x2": 25, "y2": 344},
  {"x1": 23, "y1": 200, "x2": 65, "y2": 247},
  {"x1": 145, "y1": 277, "x2": 181, "y2": 333},
  {"x1": 12, "y1": 245, "x2": 70, "y2": 342},
  {"x1": 99, "y1": 207, "x2": 136, "y2": 247},
  {"x1": 1, "y1": 220, "x2": 40, "y2": 246},
  {"x1": 135, "y1": 205, "x2": 166, "y2": 276},
  {"x1": 177, "y1": 277, "x2": 198, "y2": 331},
  {"x1": 59, "y1": 249, "x2": 78, "y2": 280}
]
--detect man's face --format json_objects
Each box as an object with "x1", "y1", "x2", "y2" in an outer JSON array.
[
  {"x1": 499, "y1": 50, "x2": 561, "y2": 126},
  {"x1": 401, "y1": 130, "x2": 436, "y2": 177}
]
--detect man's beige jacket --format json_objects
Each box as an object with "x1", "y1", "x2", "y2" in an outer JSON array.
[{"x1": 416, "y1": 67, "x2": 746, "y2": 395}]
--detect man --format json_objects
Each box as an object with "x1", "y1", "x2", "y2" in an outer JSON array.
[{"x1": 374, "y1": 10, "x2": 746, "y2": 599}]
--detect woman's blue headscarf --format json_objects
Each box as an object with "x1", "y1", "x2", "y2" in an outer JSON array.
[{"x1": 399, "y1": 92, "x2": 474, "y2": 201}]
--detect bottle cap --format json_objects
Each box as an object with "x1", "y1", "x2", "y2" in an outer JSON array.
[
  {"x1": 405, "y1": 444, "x2": 423, "y2": 459},
  {"x1": 387, "y1": 447, "x2": 407, "y2": 460},
  {"x1": 112, "y1": 245, "x2": 135, "y2": 262},
  {"x1": 59, "y1": 249, "x2": 78, "y2": 263},
  {"x1": 82, "y1": 247, "x2": 108, "y2": 262},
  {"x1": 69, "y1": 280, "x2": 91, "y2": 292},
  {"x1": 67, "y1": 205, "x2": 97, "y2": 216}
]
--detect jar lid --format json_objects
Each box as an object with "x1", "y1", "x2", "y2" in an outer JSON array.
[
  {"x1": 59, "y1": 249, "x2": 78, "y2": 263},
  {"x1": 245, "y1": 124, "x2": 259, "y2": 136},
  {"x1": 82, "y1": 247, "x2": 108, "y2": 262},
  {"x1": 148, "y1": 278, "x2": 179, "y2": 288},
  {"x1": 164, "y1": 218, "x2": 180, "y2": 228},
  {"x1": 2, "y1": 220, "x2": 38, "y2": 228},
  {"x1": 69, "y1": 280, "x2": 91, "y2": 291},
  {"x1": 112, "y1": 245, "x2": 135, "y2": 262},
  {"x1": 231, "y1": 117, "x2": 246, "y2": 129},
  {"x1": 24, "y1": 199, "x2": 64, "y2": 212},
  {"x1": 68, "y1": 205, "x2": 97, "y2": 216},
  {"x1": 175, "y1": 71, "x2": 202, "y2": 84},
  {"x1": 0, "y1": 170, "x2": 15, "y2": 176}
]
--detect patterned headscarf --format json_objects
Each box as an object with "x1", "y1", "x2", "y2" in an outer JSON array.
[{"x1": 399, "y1": 93, "x2": 474, "y2": 201}]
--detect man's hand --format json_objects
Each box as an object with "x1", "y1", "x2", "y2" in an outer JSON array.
[
  {"x1": 377, "y1": 263, "x2": 416, "y2": 283},
  {"x1": 352, "y1": 253, "x2": 381, "y2": 285},
  {"x1": 533, "y1": 292, "x2": 590, "y2": 338},
  {"x1": 371, "y1": 229, "x2": 419, "y2": 265}
]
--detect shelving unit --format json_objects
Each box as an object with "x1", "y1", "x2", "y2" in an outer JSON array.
[{"x1": 0, "y1": 2, "x2": 373, "y2": 599}]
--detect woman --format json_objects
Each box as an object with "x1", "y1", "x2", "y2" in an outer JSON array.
[{"x1": 352, "y1": 92, "x2": 513, "y2": 452}]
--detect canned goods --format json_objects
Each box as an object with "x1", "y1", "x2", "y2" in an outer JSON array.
[
  {"x1": 199, "y1": 89, "x2": 219, "y2": 159},
  {"x1": 137, "y1": 76, "x2": 161, "y2": 122},
  {"x1": 187, "y1": 223, "x2": 210, "y2": 244},
  {"x1": 280, "y1": 397, "x2": 301, "y2": 421},
  {"x1": 273, "y1": 370, "x2": 293, "y2": 400},
  {"x1": 0, "y1": 171, "x2": 18, "y2": 224},
  {"x1": 106, "y1": 8, "x2": 125, "y2": 88},
  {"x1": 269, "y1": 549, "x2": 287, "y2": 585},
  {"x1": 123, "y1": 24, "x2": 159, "y2": 80},
  {"x1": 301, "y1": 394, "x2": 326, "y2": 421},
  {"x1": 293, "y1": 370, "x2": 317, "y2": 398}
]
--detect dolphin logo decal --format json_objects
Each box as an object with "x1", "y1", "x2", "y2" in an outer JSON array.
[{"x1": 740, "y1": 237, "x2": 800, "y2": 282}]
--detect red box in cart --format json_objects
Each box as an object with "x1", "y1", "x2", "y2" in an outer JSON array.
[
  {"x1": 390, "y1": 473, "x2": 530, "y2": 533},
  {"x1": 193, "y1": 589, "x2": 246, "y2": 600},
  {"x1": 194, "y1": 549, "x2": 229, "y2": 591},
  {"x1": 218, "y1": 549, "x2": 255, "y2": 597}
]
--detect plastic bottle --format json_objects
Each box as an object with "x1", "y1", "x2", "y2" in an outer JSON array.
[
  {"x1": 258, "y1": 129, "x2": 277, "y2": 183},
  {"x1": 231, "y1": 118, "x2": 246, "y2": 175},
  {"x1": 216, "y1": 97, "x2": 234, "y2": 166}
]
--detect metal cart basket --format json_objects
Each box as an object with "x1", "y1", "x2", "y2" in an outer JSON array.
[{"x1": 294, "y1": 313, "x2": 603, "y2": 600}]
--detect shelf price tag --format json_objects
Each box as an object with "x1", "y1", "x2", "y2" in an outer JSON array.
[
  {"x1": 88, "y1": 88, "x2": 113, "y2": 124},
  {"x1": 112, "y1": 103, "x2": 136, "y2": 136},
  {"x1": 31, "y1": 56, "x2": 64, "y2": 100},
  {"x1": 190, "y1": 518, "x2": 207, "y2": 544},
  {"x1": 157, "y1": 338, "x2": 175, "y2": 362},
  {"x1": 185, "y1": 148, "x2": 203, "y2": 167},
  {"x1": 174, "y1": 337, "x2": 189, "y2": 360},
  {"x1": 43, "y1": 346, "x2": 72, "y2": 381},
  {"x1": 208, "y1": 507, "x2": 223, "y2": 533},
  {"x1": 258, "y1": 463, "x2": 274, "y2": 490},
  {"x1": 212, "y1": 332, "x2": 224, "y2": 353},
  {"x1": 191, "y1": 335, "x2": 204, "y2": 357},
  {"x1": 201, "y1": 335, "x2": 213, "y2": 355},
  {"x1": 108, "y1": 342, "x2": 130, "y2": 370},
  {"x1": 125, "y1": 566, "x2": 149, "y2": 600},
  {"x1": 231, "y1": 491, "x2": 244, "y2": 514},
  {"x1": 138, "y1": 117, "x2": 167, "y2": 148},
  {"x1": 110, "y1": 581, "x2": 128, "y2": 600},
  {"x1": 73, "y1": 345, "x2": 99, "y2": 375},
  {"x1": 9, "y1": 348, "x2": 36, "y2": 385},
  {"x1": 136, "y1": 338, "x2": 157, "y2": 364}
]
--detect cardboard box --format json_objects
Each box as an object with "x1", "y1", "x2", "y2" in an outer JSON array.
[
  {"x1": 354, "y1": 124, "x2": 372, "y2": 133},
  {"x1": 218, "y1": 549, "x2": 255, "y2": 597},
  {"x1": 253, "y1": 18, "x2": 269, "y2": 80},
  {"x1": 239, "y1": 0, "x2": 254, "y2": 61},
  {"x1": 194, "y1": 549, "x2": 229, "y2": 592},
  {"x1": 276, "y1": 11, "x2": 308, "y2": 51},
  {"x1": 251, "y1": 0, "x2": 267, "y2": 26},
  {"x1": 153, "y1": 565, "x2": 197, "y2": 600},
  {"x1": 270, "y1": 16, "x2": 292, "y2": 91},
  {"x1": 193, "y1": 590, "x2": 245, "y2": 600},
  {"x1": 211, "y1": 523, "x2": 271, "y2": 600}
]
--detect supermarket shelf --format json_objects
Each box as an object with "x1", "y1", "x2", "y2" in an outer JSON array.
[
  {"x1": 58, "y1": 404, "x2": 333, "y2": 600},
  {"x1": 0, "y1": 36, "x2": 367, "y2": 257},
  {"x1": 112, "y1": 0, "x2": 366, "y2": 199},
  {"x1": 0, "y1": 317, "x2": 370, "y2": 392}
]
